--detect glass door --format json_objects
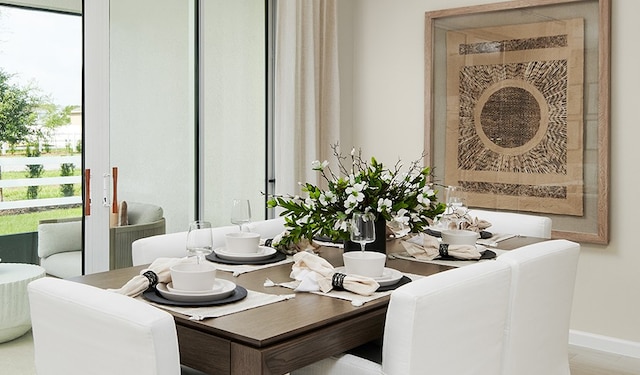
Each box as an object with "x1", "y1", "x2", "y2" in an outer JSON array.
[
  {"x1": 0, "y1": 2, "x2": 82, "y2": 274},
  {"x1": 107, "y1": 0, "x2": 197, "y2": 268}
]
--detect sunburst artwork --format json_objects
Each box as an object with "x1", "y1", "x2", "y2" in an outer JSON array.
[{"x1": 444, "y1": 19, "x2": 584, "y2": 216}]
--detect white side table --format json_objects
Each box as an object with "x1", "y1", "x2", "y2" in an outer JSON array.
[{"x1": 0, "y1": 263, "x2": 46, "y2": 343}]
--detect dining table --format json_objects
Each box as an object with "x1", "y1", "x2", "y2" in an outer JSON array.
[{"x1": 69, "y1": 235, "x2": 542, "y2": 375}]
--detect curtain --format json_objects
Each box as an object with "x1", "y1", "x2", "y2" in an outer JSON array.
[{"x1": 274, "y1": 0, "x2": 340, "y2": 195}]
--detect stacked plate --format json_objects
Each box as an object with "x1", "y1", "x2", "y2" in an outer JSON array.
[
  {"x1": 206, "y1": 246, "x2": 286, "y2": 265},
  {"x1": 214, "y1": 246, "x2": 277, "y2": 261},
  {"x1": 144, "y1": 279, "x2": 247, "y2": 306}
]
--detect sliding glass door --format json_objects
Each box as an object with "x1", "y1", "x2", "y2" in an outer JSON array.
[{"x1": 84, "y1": 0, "x2": 268, "y2": 272}]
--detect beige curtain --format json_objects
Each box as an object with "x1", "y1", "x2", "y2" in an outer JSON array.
[{"x1": 274, "y1": 0, "x2": 340, "y2": 195}]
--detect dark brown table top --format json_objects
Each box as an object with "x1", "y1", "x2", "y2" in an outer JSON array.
[{"x1": 70, "y1": 235, "x2": 542, "y2": 374}]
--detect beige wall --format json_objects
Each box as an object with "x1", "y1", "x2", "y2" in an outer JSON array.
[{"x1": 343, "y1": 0, "x2": 640, "y2": 347}]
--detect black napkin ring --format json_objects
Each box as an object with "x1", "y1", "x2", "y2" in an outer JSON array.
[
  {"x1": 332, "y1": 272, "x2": 347, "y2": 290},
  {"x1": 438, "y1": 244, "x2": 449, "y2": 257},
  {"x1": 264, "y1": 238, "x2": 273, "y2": 247},
  {"x1": 142, "y1": 270, "x2": 159, "y2": 289}
]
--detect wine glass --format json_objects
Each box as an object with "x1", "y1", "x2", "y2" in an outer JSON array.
[
  {"x1": 186, "y1": 221, "x2": 213, "y2": 264},
  {"x1": 230, "y1": 199, "x2": 251, "y2": 231},
  {"x1": 350, "y1": 212, "x2": 376, "y2": 252},
  {"x1": 445, "y1": 186, "x2": 467, "y2": 229}
]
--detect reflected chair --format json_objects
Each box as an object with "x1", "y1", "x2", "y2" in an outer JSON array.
[
  {"x1": 292, "y1": 259, "x2": 513, "y2": 375},
  {"x1": 497, "y1": 239, "x2": 580, "y2": 375},
  {"x1": 109, "y1": 201, "x2": 166, "y2": 269},
  {"x1": 467, "y1": 208, "x2": 552, "y2": 238},
  {"x1": 28, "y1": 277, "x2": 182, "y2": 375},
  {"x1": 37, "y1": 217, "x2": 82, "y2": 278}
]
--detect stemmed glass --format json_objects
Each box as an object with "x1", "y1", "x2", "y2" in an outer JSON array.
[
  {"x1": 350, "y1": 212, "x2": 376, "y2": 252},
  {"x1": 186, "y1": 221, "x2": 213, "y2": 264},
  {"x1": 445, "y1": 186, "x2": 467, "y2": 229},
  {"x1": 230, "y1": 199, "x2": 251, "y2": 231}
]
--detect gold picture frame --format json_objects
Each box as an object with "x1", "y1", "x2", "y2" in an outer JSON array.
[{"x1": 425, "y1": 0, "x2": 610, "y2": 244}]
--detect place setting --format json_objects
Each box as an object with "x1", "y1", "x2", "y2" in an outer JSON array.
[
  {"x1": 207, "y1": 231, "x2": 287, "y2": 265},
  {"x1": 338, "y1": 212, "x2": 412, "y2": 292},
  {"x1": 266, "y1": 213, "x2": 414, "y2": 305}
]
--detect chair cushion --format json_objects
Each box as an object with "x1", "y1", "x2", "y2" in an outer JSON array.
[
  {"x1": 39, "y1": 251, "x2": 82, "y2": 279},
  {"x1": 37, "y1": 220, "x2": 82, "y2": 258},
  {"x1": 126, "y1": 202, "x2": 164, "y2": 225}
]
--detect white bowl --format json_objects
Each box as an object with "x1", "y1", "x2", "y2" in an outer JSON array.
[
  {"x1": 441, "y1": 230, "x2": 478, "y2": 246},
  {"x1": 225, "y1": 232, "x2": 261, "y2": 254},
  {"x1": 169, "y1": 262, "x2": 217, "y2": 292},
  {"x1": 342, "y1": 251, "x2": 386, "y2": 278}
]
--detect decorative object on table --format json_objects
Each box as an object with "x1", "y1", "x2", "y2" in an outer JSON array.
[
  {"x1": 267, "y1": 144, "x2": 446, "y2": 253},
  {"x1": 290, "y1": 252, "x2": 380, "y2": 296},
  {"x1": 401, "y1": 233, "x2": 483, "y2": 261},
  {"x1": 109, "y1": 257, "x2": 189, "y2": 298}
]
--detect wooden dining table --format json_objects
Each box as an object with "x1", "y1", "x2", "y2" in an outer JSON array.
[{"x1": 69, "y1": 236, "x2": 542, "y2": 375}]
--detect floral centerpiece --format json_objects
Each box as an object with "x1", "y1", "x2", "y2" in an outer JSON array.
[{"x1": 267, "y1": 144, "x2": 446, "y2": 250}]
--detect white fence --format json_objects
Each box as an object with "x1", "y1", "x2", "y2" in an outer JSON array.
[{"x1": 0, "y1": 156, "x2": 82, "y2": 210}]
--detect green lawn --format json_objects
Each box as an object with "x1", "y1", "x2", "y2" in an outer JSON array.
[
  {"x1": 0, "y1": 207, "x2": 82, "y2": 235},
  {"x1": 1, "y1": 165, "x2": 83, "y2": 234}
]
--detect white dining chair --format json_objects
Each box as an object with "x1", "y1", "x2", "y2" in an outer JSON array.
[
  {"x1": 245, "y1": 216, "x2": 286, "y2": 239},
  {"x1": 292, "y1": 259, "x2": 513, "y2": 375},
  {"x1": 131, "y1": 225, "x2": 237, "y2": 266},
  {"x1": 467, "y1": 208, "x2": 552, "y2": 238},
  {"x1": 497, "y1": 239, "x2": 580, "y2": 375},
  {"x1": 28, "y1": 277, "x2": 183, "y2": 375}
]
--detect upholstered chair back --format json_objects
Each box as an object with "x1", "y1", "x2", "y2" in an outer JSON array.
[
  {"x1": 28, "y1": 277, "x2": 181, "y2": 375},
  {"x1": 497, "y1": 239, "x2": 580, "y2": 375},
  {"x1": 467, "y1": 209, "x2": 552, "y2": 238}
]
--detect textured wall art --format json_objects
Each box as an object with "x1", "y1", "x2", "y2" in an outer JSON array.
[{"x1": 444, "y1": 19, "x2": 584, "y2": 216}]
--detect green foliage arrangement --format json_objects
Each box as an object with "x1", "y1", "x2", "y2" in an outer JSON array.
[{"x1": 267, "y1": 144, "x2": 446, "y2": 249}]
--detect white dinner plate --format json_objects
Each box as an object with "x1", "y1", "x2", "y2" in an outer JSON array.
[
  {"x1": 166, "y1": 282, "x2": 223, "y2": 295},
  {"x1": 156, "y1": 279, "x2": 236, "y2": 302},
  {"x1": 213, "y1": 246, "x2": 277, "y2": 261},
  {"x1": 335, "y1": 266, "x2": 404, "y2": 287}
]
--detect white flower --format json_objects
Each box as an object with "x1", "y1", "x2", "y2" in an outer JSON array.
[
  {"x1": 311, "y1": 160, "x2": 329, "y2": 170},
  {"x1": 350, "y1": 148, "x2": 355, "y2": 156},
  {"x1": 377, "y1": 198, "x2": 393, "y2": 212},
  {"x1": 333, "y1": 219, "x2": 349, "y2": 232}
]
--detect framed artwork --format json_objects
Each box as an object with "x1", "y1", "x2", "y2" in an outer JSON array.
[{"x1": 425, "y1": 0, "x2": 610, "y2": 244}]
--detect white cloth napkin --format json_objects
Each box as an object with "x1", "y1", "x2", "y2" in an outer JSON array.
[
  {"x1": 289, "y1": 252, "x2": 379, "y2": 296},
  {"x1": 401, "y1": 233, "x2": 481, "y2": 261},
  {"x1": 109, "y1": 257, "x2": 189, "y2": 298}
]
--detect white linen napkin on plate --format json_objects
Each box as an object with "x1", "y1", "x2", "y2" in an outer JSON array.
[
  {"x1": 109, "y1": 257, "x2": 189, "y2": 298},
  {"x1": 401, "y1": 233, "x2": 481, "y2": 261},
  {"x1": 290, "y1": 251, "x2": 379, "y2": 296}
]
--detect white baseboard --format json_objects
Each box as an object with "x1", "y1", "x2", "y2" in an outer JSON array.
[{"x1": 570, "y1": 330, "x2": 640, "y2": 359}]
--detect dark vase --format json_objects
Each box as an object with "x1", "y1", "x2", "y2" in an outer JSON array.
[{"x1": 343, "y1": 219, "x2": 387, "y2": 254}]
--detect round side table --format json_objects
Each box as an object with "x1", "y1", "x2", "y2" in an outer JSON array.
[{"x1": 0, "y1": 263, "x2": 46, "y2": 343}]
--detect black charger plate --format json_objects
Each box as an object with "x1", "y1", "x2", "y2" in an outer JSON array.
[{"x1": 143, "y1": 285, "x2": 248, "y2": 307}]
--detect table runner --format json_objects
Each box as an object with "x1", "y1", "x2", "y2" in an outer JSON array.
[
  {"x1": 389, "y1": 250, "x2": 507, "y2": 268},
  {"x1": 211, "y1": 256, "x2": 294, "y2": 276},
  {"x1": 141, "y1": 289, "x2": 294, "y2": 321}
]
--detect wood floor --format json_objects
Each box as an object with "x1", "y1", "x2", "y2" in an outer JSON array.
[{"x1": 1, "y1": 330, "x2": 639, "y2": 374}]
